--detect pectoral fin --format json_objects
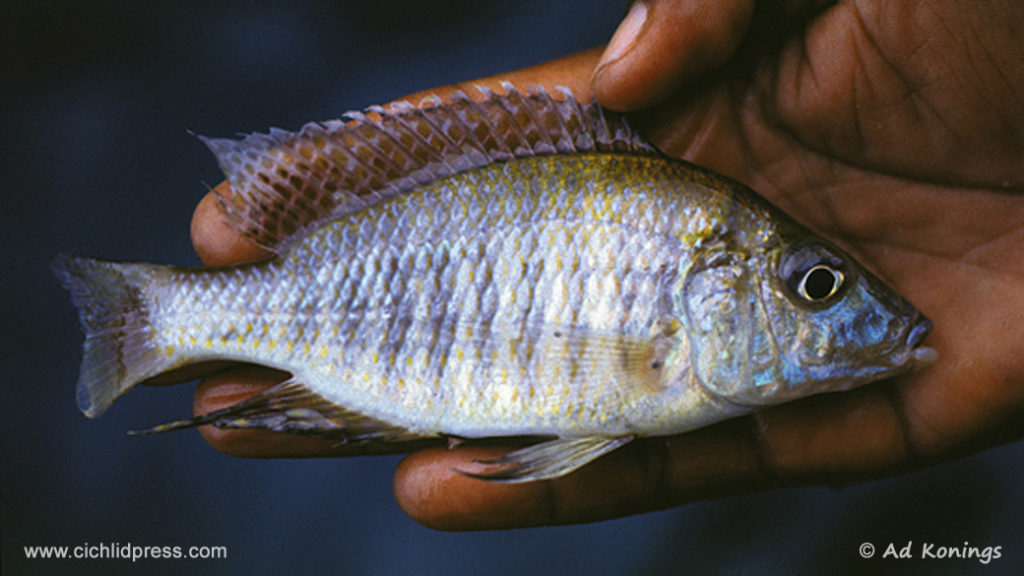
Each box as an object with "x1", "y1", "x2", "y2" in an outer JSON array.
[
  {"x1": 460, "y1": 436, "x2": 634, "y2": 483},
  {"x1": 131, "y1": 379, "x2": 432, "y2": 446}
]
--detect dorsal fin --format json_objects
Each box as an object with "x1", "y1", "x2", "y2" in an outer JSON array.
[{"x1": 200, "y1": 83, "x2": 657, "y2": 250}]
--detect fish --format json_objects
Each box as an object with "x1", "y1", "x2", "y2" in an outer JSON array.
[{"x1": 52, "y1": 84, "x2": 937, "y2": 483}]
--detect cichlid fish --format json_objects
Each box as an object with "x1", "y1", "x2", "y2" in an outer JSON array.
[{"x1": 53, "y1": 85, "x2": 936, "y2": 482}]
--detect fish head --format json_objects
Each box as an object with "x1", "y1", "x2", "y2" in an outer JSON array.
[{"x1": 684, "y1": 237, "x2": 936, "y2": 408}]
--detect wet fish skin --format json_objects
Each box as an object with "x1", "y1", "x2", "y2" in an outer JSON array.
[{"x1": 53, "y1": 86, "x2": 935, "y2": 482}]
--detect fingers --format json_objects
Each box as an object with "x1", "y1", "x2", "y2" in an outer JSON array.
[
  {"x1": 394, "y1": 385, "x2": 914, "y2": 530},
  {"x1": 191, "y1": 181, "x2": 273, "y2": 267},
  {"x1": 591, "y1": 0, "x2": 754, "y2": 111}
]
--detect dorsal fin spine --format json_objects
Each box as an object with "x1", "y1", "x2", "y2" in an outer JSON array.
[
  {"x1": 450, "y1": 90, "x2": 514, "y2": 163},
  {"x1": 342, "y1": 114, "x2": 405, "y2": 189},
  {"x1": 546, "y1": 87, "x2": 580, "y2": 154},
  {"x1": 370, "y1": 104, "x2": 448, "y2": 176},
  {"x1": 393, "y1": 109, "x2": 458, "y2": 176},
  {"x1": 488, "y1": 86, "x2": 534, "y2": 156},
  {"x1": 411, "y1": 97, "x2": 487, "y2": 173},
  {"x1": 514, "y1": 86, "x2": 559, "y2": 154},
  {"x1": 589, "y1": 104, "x2": 612, "y2": 149}
]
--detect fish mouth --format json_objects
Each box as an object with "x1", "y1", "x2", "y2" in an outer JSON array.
[{"x1": 903, "y1": 313, "x2": 938, "y2": 367}]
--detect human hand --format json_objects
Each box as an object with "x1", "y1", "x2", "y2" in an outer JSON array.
[{"x1": 188, "y1": 1, "x2": 1024, "y2": 530}]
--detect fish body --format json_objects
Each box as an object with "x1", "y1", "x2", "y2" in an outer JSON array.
[{"x1": 54, "y1": 86, "x2": 935, "y2": 481}]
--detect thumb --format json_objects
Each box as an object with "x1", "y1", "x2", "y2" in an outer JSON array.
[{"x1": 591, "y1": 0, "x2": 754, "y2": 111}]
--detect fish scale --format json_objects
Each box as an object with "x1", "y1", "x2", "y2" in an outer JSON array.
[{"x1": 53, "y1": 86, "x2": 934, "y2": 482}]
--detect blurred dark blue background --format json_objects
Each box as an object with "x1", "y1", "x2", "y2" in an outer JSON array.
[{"x1": 3, "y1": 2, "x2": 1022, "y2": 575}]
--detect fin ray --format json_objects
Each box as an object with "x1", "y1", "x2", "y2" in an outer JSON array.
[
  {"x1": 51, "y1": 254, "x2": 171, "y2": 418},
  {"x1": 461, "y1": 436, "x2": 634, "y2": 483}
]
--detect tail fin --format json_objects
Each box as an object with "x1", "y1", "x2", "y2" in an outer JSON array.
[{"x1": 52, "y1": 254, "x2": 170, "y2": 418}]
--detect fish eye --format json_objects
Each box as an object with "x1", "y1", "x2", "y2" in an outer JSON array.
[
  {"x1": 780, "y1": 241, "x2": 851, "y2": 307},
  {"x1": 797, "y1": 265, "x2": 844, "y2": 302}
]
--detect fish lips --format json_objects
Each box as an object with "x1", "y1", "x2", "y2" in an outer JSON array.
[{"x1": 903, "y1": 312, "x2": 938, "y2": 367}]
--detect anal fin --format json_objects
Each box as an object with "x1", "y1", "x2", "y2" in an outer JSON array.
[
  {"x1": 460, "y1": 436, "x2": 634, "y2": 483},
  {"x1": 131, "y1": 379, "x2": 431, "y2": 446}
]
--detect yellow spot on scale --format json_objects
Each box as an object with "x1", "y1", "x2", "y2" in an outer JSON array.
[
  {"x1": 163, "y1": 345, "x2": 176, "y2": 357},
  {"x1": 320, "y1": 346, "x2": 328, "y2": 358}
]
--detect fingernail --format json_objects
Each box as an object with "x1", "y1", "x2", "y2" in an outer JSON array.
[{"x1": 597, "y1": 1, "x2": 648, "y2": 71}]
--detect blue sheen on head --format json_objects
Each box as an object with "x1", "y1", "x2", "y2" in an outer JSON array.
[{"x1": 685, "y1": 239, "x2": 932, "y2": 406}]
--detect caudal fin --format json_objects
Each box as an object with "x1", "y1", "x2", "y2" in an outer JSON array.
[{"x1": 52, "y1": 254, "x2": 170, "y2": 418}]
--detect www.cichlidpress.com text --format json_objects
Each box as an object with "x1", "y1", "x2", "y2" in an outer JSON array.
[{"x1": 23, "y1": 542, "x2": 227, "y2": 562}]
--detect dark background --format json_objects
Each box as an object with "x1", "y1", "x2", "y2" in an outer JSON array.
[{"x1": 3, "y1": 2, "x2": 1022, "y2": 575}]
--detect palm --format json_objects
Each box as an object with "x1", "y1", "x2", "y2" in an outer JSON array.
[{"x1": 188, "y1": 2, "x2": 1024, "y2": 529}]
